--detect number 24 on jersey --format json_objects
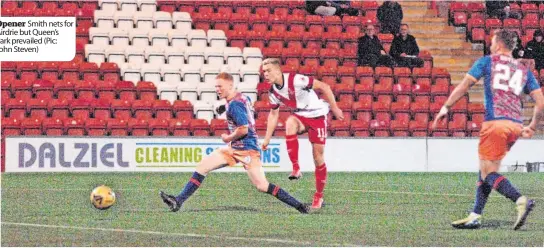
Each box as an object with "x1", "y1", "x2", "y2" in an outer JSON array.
[{"x1": 492, "y1": 63, "x2": 524, "y2": 95}]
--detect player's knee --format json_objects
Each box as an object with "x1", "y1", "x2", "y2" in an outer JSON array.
[{"x1": 285, "y1": 117, "x2": 299, "y2": 134}]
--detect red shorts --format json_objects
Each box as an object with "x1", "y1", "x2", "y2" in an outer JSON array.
[
  {"x1": 478, "y1": 120, "x2": 522, "y2": 161},
  {"x1": 293, "y1": 114, "x2": 327, "y2": 144}
]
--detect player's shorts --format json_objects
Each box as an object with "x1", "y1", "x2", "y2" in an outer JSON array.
[
  {"x1": 478, "y1": 120, "x2": 523, "y2": 161},
  {"x1": 293, "y1": 114, "x2": 327, "y2": 144},
  {"x1": 218, "y1": 147, "x2": 261, "y2": 169}
]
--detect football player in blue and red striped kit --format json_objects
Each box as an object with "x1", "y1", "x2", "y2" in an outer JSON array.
[
  {"x1": 433, "y1": 29, "x2": 544, "y2": 230},
  {"x1": 160, "y1": 72, "x2": 309, "y2": 214}
]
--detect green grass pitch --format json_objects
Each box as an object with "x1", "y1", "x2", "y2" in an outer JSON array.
[{"x1": 2, "y1": 172, "x2": 543, "y2": 247}]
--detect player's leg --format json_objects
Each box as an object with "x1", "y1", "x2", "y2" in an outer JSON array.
[
  {"x1": 159, "y1": 149, "x2": 229, "y2": 212},
  {"x1": 305, "y1": 116, "x2": 328, "y2": 209},
  {"x1": 310, "y1": 143, "x2": 327, "y2": 209},
  {"x1": 285, "y1": 115, "x2": 306, "y2": 180},
  {"x1": 245, "y1": 157, "x2": 309, "y2": 214}
]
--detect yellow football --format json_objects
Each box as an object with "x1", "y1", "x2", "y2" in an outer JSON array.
[{"x1": 90, "y1": 185, "x2": 116, "y2": 210}]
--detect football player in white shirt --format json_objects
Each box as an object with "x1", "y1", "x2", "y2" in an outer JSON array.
[{"x1": 260, "y1": 58, "x2": 344, "y2": 209}]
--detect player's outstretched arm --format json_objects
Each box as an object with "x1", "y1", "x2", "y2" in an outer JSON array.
[
  {"x1": 523, "y1": 88, "x2": 544, "y2": 138},
  {"x1": 432, "y1": 75, "x2": 476, "y2": 128},
  {"x1": 262, "y1": 108, "x2": 280, "y2": 150},
  {"x1": 312, "y1": 80, "x2": 344, "y2": 120}
]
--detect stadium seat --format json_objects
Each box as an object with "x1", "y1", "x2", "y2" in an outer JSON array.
[
  {"x1": 12, "y1": 80, "x2": 33, "y2": 100},
  {"x1": 43, "y1": 118, "x2": 64, "y2": 136},
  {"x1": 190, "y1": 119, "x2": 210, "y2": 136},
  {"x1": 149, "y1": 119, "x2": 171, "y2": 136},
  {"x1": 108, "y1": 118, "x2": 129, "y2": 136},
  {"x1": 132, "y1": 100, "x2": 153, "y2": 119},
  {"x1": 210, "y1": 119, "x2": 229, "y2": 136},
  {"x1": 27, "y1": 99, "x2": 48, "y2": 119},
  {"x1": 86, "y1": 119, "x2": 108, "y2": 136},
  {"x1": 65, "y1": 118, "x2": 86, "y2": 136},
  {"x1": 33, "y1": 80, "x2": 54, "y2": 100},
  {"x1": 129, "y1": 118, "x2": 150, "y2": 136},
  {"x1": 22, "y1": 118, "x2": 43, "y2": 136},
  {"x1": 93, "y1": 98, "x2": 112, "y2": 121}
]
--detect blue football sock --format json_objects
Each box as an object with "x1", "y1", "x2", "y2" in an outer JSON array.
[
  {"x1": 267, "y1": 183, "x2": 304, "y2": 209},
  {"x1": 473, "y1": 171, "x2": 492, "y2": 215},
  {"x1": 485, "y1": 172, "x2": 521, "y2": 203},
  {"x1": 175, "y1": 172, "x2": 206, "y2": 204}
]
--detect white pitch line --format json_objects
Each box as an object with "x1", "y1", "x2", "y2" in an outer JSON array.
[
  {"x1": 2, "y1": 187, "x2": 543, "y2": 200},
  {"x1": 1, "y1": 222, "x2": 356, "y2": 247}
]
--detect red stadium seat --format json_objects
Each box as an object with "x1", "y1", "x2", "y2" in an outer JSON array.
[
  {"x1": 86, "y1": 119, "x2": 108, "y2": 136},
  {"x1": 132, "y1": 100, "x2": 153, "y2": 119},
  {"x1": 27, "y1": 98, "x2": 48, "y2": 119},
  {"x1": 22, "y1": 118, "x2": 43, "y2": 136},
  {"x1": 6, "y1": 98, "x2": 27, "y2": 120},
  {"x1": 53, "y1": 80, "x2": 76, "y2": 100},
  {"x1": 129, "y1": 119, "x2": 150, "y2": 136},
  {"x1": 32, "y1": 79, "x2": 54, "y2": 100},
  {"x1": 150, "y1": 119, "x2": 171, "y2": 136},
  {"x1": 117, "y1": 81, "x2": 137, "y2": 101},
  {"x1": 173, "y1": 100, "x2": 194, "y2": 120},
  {"x1": 190, "y1": 119, "x2": 210, "y2": 137},
  {"x1": 108, "y1": 118, "x2": 129, "y2": 136},
  {"x1": 374, "y1": 77, "x2": 393, "y2": 96},
  {"x1": 210, "y1": 119, "x2": 229, "y2": 136},
  {"x1": 43, "y1": 118, "x2": 64, "y2": 136},
  {"x1": 96, "y1": 80, "x2": 116, "y2": 100},
  {"x1": 521, "y1": 3, "x2": 538, "y2": 14},
  {"x1": 2, "y1": 117, "x2": 22, "y2": 136},
  {"x1": 350, "y1": 120, "x2": 370, "y2": 137},
  {"x1": 112, "y1": 99, "x2": 132, "y2": 120},
  {"x1": 93, "y1": 98, "x2": 112, "y2": 121},
  {"x1": 137, "y1": 81, "x2": 157, "y2": 101},
  {"x1": 65, "y1": 118, "x2": 86, "y2": 136},
  {"x1": 153, "y1": 100, "x2": 173, "y2": 120},
  {"x1": 12, "y1": 80, "x2": 33, "y2": 100}
]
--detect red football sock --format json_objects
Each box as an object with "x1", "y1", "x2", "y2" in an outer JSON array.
[
  {"x1": 285, "y1": 134, "x2": 300, "y2": 171},
  {"x1": 315, "y1": 163, "x2": 327, "y2": 198}
]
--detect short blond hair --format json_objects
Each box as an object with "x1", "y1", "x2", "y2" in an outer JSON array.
[{"x1": 262, "y1": 58, "x2": 281, "y2": 67}]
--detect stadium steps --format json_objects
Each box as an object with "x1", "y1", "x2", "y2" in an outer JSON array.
[{"x1": 399, "y1": 1, "x2": 484, "y2": 102}]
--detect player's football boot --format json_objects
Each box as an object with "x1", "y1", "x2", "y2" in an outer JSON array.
[
  {"x1": 451, "y1": 213, "x2": 481, "y2": 229},
  {"x1": 288, "y1": 169, "x2": 302, "y2": 180},
  {"x1": 159, "y1": 191, "x2": 181, "y2": 212},
  {"x1": 296, "y1": 203, "x2": 310, "y2": 214},
  {"x1": 311, "y1": 194, "x2": 324, "y2": 209},
  {"x1": 514, "y1": 196, "x2": 535, "y2": 230}
]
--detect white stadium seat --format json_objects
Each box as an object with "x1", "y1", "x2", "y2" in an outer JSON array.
[
  {"x1": 134, "y1": 11, "x2": 154, "y2": 29},
  {"x1": 181, "y1": 63, "x2": 202, "y2": 83},
  {"x1": 89, "y1": 27, "x2": 110, "y2": 46},
  {"x1": 207, "y1": 30, "x2": 227, "y2": 48},
  {"x1": 129, "y1": 29, "x2": 150, "y2": 48},
  {"x1": 164, "y1": 46, "x2": 185, "y2": 67},
  {"x1": 110, "y1": 28, "x2": 129, "y2": 46},
  {"x1": 204, "y1": 47, "x2": 225, "y2": 68},
  {"x1": 120, "y1": 63, "x2": 142, "y2": 84},
  {"x1": 200, "y1": 65, "x2": 220, "y2": 83},
  {"x1": 198, "y1": 82, "x2": 218, "y2": 103},
  {"x1": 172, "y1": 12, "x2": 192, "y2": 31},
  {"x1": 224, "y1": 47, "x2": 244, "y2": 72},
  {"x1": 138, "y1": 0, "x2": 157, "y2": 13},
  {"x1": 140, "y1": 63, "x2": 162, "y2": 84},
  {"x1": 119, "y1": 0, "x2": 138, "y2": 13},
  {"x1": 114, "y1": 10, "x2": 135, "y2": 29},
  {"x1": 189, "y1": 29, "x2": 208, "y2": 49},
  {"x1": 106, "y1": 45, "x2": 127, "y2": 65},
  {"x1": 125, "y1": 46, "x2": 145, "y2": 65},
  {"x1": 94, "y1": 9, "x2": 116, "y2": 28},
  {"x1": 85, "y1": 44, "x2": 106, "y2": 66},
  {"x1": 153, "y1": 11, "x2": 173, "y2": 30},
  {"x1": 161, "y1": 64, "x2": 182, "y2": 84},
  {"x1": 243, "y1": 47, "x2": 263, "y2": 65},
  {"x1": 185, "y1": 46, "x2": 205, "y2": 68},
  {"x1": 148, "y1": 29, "x2": 169, "y2": 47},
  {"x1": 144, "y1": 46, "x2": 165, "y2": 65},
  {"x1": 168, "y1": 29, "x2": 188, "y2": 48},
  {"x1": 99, "y1": 0, "x2": 118, "y2": 12}
]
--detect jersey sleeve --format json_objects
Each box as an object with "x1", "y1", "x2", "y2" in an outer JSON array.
[
  {"x1": 467, "y1": 56, "x2": 491, "y2": 81},
  {"x1": 294, "y1": 74, "x2": 315, "y2": 90},
  {"x1": 524, "y1": 70, "x2": 541, "y2": 94},
  {"x1": 228, "y1": 101, "x2": 249, "y2": 127}
]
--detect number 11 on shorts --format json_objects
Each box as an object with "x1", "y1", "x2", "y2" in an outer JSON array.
[{"x1": 317, "y1": 128, "x2": 326, "y2": 138}]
